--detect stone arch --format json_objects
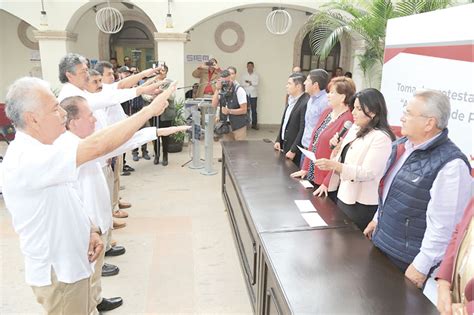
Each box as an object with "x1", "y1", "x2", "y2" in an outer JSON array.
[
  {"x1": 98, "y1": 10, "x2": 158, "y2": 61},
  {"x1": 293, "y1": 23, "x2": 355, "y2": 75},
  {"x1": 64, "y1": 1, "x2": 157, "y2": 61}
]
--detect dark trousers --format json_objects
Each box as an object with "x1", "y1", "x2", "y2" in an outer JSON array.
[
  {"x1": 151, "y1": 118, "x2": 172, "y2": 161},
  {"x1": 248, "y1": 97, "x2": 258, "y2": 126},
  {"x1": 132, "y1": 123, "x2": 150, "y2": 156},
  {"x1": 337, "y1": 200, "x2": 378, "y2": 232}
]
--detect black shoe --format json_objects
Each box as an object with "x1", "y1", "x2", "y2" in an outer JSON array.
[
  {"x1": 101, "y1": 263, "x2": 119, "y2": 277},
  {"x1": 105, "y1": 245, "x2": 126, "y2": 257},
  {"x1": 132, "y1": 154, "x2": 139, "y2": 162},
  {"x1": 162, "y1": 159, "x2": 168, "y2": 166},
  {"x1": 97, "y1": 297, "x2": 123, "y2": 312},
  {"x1": 143, "y1": 152, "x2": 151, "y2": 160},
  {"x1": 251, "y1": 125, "x2": 259, "y2": 130},
  {"x1": 121, "y1": 171, "x2": 131, "y2": 176},
  {"x1": 154, "y1": 156, "x2": 159, "y2": 165},
  {"x1": 123, "y1": 165, "x2": 135, "y2": 172}
]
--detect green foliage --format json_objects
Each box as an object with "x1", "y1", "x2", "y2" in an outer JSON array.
[
  {"x1": 306, "y1": 0, "x2": 453, "y2": 86},
  {"x1": 171, "y1": 98, "x2": 185, "y2": 143}
]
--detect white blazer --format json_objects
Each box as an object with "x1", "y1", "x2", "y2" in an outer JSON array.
[{"x1": 328, "y1": 125, "x2": 392, "y2": 205}]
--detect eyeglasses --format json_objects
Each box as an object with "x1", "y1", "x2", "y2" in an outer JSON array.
[{"x1": 402, "y1": 108, "x2": 431, "y2": 119}]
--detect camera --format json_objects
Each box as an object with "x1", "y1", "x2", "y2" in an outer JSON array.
[
  {"x1": 219, "y1": 80, "x2": 232, "y2": 97},
  {"x1": 205, "y1": 60, "x2": 215, "y2": 67}
]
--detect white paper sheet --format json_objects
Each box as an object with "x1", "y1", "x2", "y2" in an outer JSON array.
[
  {"x1": 299, "y1": 180, "x2": 314, "y2": 189},
  {"x1": 301, "y1": 212, "x2": 328, "y2": 227},
  {"x1": 294, "y1": 200, "x2": 316, "y2": 213},
  {"x1": 297, "y1": 146, "x2": 316, "y2": 162}
]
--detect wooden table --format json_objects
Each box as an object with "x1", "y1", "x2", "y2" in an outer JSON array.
[{"x1": 221, "y1": 141, "x2": 437, "y2": 314}]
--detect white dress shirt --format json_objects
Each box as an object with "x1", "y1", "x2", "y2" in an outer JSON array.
[
  {"x1": 58, "y1": 82, "x2": 136, "y2": 131},
  {"x1": 281, "y1": 93, "x2": 303, "y2": 140},
  {"x1": 59, "y1": 82, "x2": 139, "y2": 166},
  {"x1": 2, "y1": 131, "x2": 92, "y2": 286},
  {"x1": 57, "y1": 128, "x2": 158, "y2": 234},
  {"x1": 375, "y1": 133, "x2": 472, "y2": 275},
  {"x1": 102, "y1": 82, "x2": 128, "y2": 125},
  {"x1": 240, "y1": 72, "x2": 259, "y2": 97}
]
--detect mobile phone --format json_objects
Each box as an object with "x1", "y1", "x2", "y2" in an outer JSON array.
[{"x1": 153, "y1": 61, "x2": 166, "y2": 68}]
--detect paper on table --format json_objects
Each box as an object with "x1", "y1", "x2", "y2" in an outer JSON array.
[
  {"x1": 301, "y1": 212, "x2": 328, "y2": 227},
  {"x1": 294, "y1": 200, "x2": 316, "y2": 213},
  {"x1": 295, "y1": 200, "x2": 328, "y2": 227},
  {"x1": 297, "y1": 146, "x2": 316, "y2": 162},
  {"x1": 299, "y1": 180, "x2": 314, "y2": 189}
]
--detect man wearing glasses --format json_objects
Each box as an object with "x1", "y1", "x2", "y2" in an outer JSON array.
[{"x1": 364, "y1": 90, "x2": 471, "y2": 291}]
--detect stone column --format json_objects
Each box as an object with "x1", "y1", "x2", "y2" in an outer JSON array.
[
  {"x1": 33, "y1": 30, "x2": 77, "y2": 90},
  {"x1": 350, "y1": 39, "x2": 367, "y2": 90},
  {"x1": 154, "y1": 32, "x2": 189, "y2": 100}
]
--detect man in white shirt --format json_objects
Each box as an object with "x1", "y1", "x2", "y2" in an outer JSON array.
[
  {"x1": 2, "y1": 76, "x2": 174, "y2": 314},
  {"x1": 58, "y1": 54, "x2": 160, "y2": 227},
  {"x1": 94, "y1": 61, "x2": 161, "y2": 219},
  {"x1": 241, "y1": 61, "x2": 259, "y2": 130},
  {"x1": 60, "y1": 95, "x2": 188, "y2": 313},
  {"x1": 364, "y1": 90, "x2": 471, "y2": 292}
]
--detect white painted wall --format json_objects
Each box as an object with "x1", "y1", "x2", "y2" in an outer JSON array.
[
  {"x1": 184, "y1": 8, "x2": 309, "y2": 125},
  {"x1": 0, "y1": 10, "x2": 42, "y2": 102},
  {"x1": 69, "y1": 9, "x2": 100, "y2": 60}
]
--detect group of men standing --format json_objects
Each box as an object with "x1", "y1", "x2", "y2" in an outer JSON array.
[{"x1": 2, "y1": 53, "x2": 187, "y2": 314}]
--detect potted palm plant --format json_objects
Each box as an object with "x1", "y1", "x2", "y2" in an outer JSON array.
[{"x1": 167, "y1": 98, "x2": 186, "y2": 153}]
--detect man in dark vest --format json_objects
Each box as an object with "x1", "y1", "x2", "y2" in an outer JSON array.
[
  {"x1": 364, "y1": 90, "x2": 471, "y2": 289},
  {"x1": 211, "y1": 69, "x2": 248, "y2": 141}
]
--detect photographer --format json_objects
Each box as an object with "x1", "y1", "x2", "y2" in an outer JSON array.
[
  {"x1": 211, "y1": 69, "x2": 248, "y2": 141},
  {"x1": 192, "y1": 58, "x2": 221, "y2": 98}
]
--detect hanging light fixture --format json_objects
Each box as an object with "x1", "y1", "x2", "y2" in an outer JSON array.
[
  {"x1": 266, "y1": 7, "x2": 292, "y2": 35},
  {"x1": 95, "y1": 0, "x2": 124, "y2": 34},
  {"x1": 40, "y1": 0, "x2": 48, "y2": 29},
  {"x1": 166, "y1": 0, "x2": 173, "y2": 28}
]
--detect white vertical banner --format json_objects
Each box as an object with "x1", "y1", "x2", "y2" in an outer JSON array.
[{"x1": 381, "y1": 4, "x2": 474, "y2": 157}]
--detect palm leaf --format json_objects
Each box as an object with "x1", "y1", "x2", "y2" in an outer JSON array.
[
  {"x1": 304, "y1": 0, "x2": 453, "y2": 87},
  {"x1": 307, "y1": 9, "x2": 355, "y2": 59}
]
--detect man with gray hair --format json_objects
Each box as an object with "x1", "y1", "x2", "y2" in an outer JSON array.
[
  {"x1": 59, "y1": 95, "x2": 188, "y2": 313},
  {"x1": 363, "y1": 90, "x2": 471, "y2": 290},
  {"x1": 57, "y1": 53, "x2": 160, "y2": 130},
  {"x1": 2, "y1": 76, "x2": 174, "y2": 314}
]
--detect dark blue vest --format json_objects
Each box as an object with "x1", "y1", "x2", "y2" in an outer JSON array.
[{"x1": 373, "y1": 129, "x2": 470, "y2": 264}]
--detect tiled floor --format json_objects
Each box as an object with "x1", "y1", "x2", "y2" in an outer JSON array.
[{"x1": 0, "y1": 126, "x2": 278, "y2": 315}]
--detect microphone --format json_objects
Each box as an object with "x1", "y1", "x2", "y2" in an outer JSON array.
[{"x1": 330, "y1": 121, "x2": 353, "y2": 150}]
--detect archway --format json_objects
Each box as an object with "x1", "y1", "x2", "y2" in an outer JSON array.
[
  {"x1": 299, "y1": 33, "x2": 341, "y2": 77},
  {"x1": 109, "y1": 20, "x2": 155, "y2": 70},
  {"x1": 293, "y1": 24, "x2": 355, "y2": 78},
  {"x1": 65, "y1": 1, "x2": 157, "y2": 63}
]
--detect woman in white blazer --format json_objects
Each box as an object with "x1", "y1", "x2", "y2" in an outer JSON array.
[{"x1": 313, "y1": 88, "x2": 396, "y2": 231}]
